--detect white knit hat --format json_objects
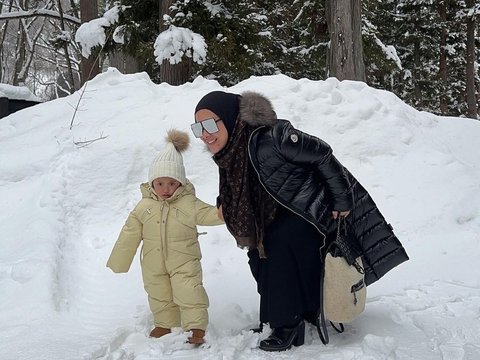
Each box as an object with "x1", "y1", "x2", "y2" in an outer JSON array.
[{"x1": 148, "y1": 129, "x2": 190, "y2": 185}]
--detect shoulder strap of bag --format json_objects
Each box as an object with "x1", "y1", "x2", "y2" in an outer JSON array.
[{"x1": 316, "y1": 253, "x2": 345, "y2": 344}]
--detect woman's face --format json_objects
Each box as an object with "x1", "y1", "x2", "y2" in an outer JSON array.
[{"x1": 194, "y1": 109, "x2": 229, "y2": 154}]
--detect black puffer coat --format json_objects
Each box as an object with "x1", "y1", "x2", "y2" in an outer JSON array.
[{"x1": 239, "y1": 92, "x2": 409, "y2": 286}]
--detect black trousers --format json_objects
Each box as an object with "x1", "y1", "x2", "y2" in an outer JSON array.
[{"x1": 248, "y1": 208, "x2": 322, "y2": 328}]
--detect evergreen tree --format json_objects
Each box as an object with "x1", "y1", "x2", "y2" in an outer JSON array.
[
  {"x1": 105, "y1": 0, "x2": 477, "y2": 117},
  {"x1": 111, "y1": 0, "x2": 161, "y2": 82},
  {"x1": 366, "y1": 0, "x2": 479, "y2": 117},
  {"x1": 167, "y1": 0, "x2": 271, "y2": 85},
  {"x1": 266, "y1": 0, "x2": 329, "y2": 80},
  {"x1": 363, "y1": 0, "x2": 404, "y2": 92}
]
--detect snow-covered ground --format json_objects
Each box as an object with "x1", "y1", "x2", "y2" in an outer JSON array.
[{"x1": 1, "y1": 69, "x2": 479, "y2": 360}]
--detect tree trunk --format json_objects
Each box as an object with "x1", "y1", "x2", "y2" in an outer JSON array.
[
  {"x1": 109, "y1": 50, "x2": 139, "y2": 74},
  {"x1": 125, "y1": 53, "x2": 139, "y2": 73},
  {"x1": 465, "y1": 0, "x2": 478, "y2": 119},
  {"x1": 57, "y1": 0, "x2": 76, "y2": 93},
  {"x1": 326, "y1": 0, "x2": 366, "y2": 81},
  {"x1": 0, "y1": 0, "x2": 14, "y2": 83},
  {"x1": 158, "y1": 0, "x2": 192, "y2": 85},
  {"x1": 438, "y1": 1, "x2": 448, "y2": 115},
  {"x1": 79, "y1": 0, "x2": 100, "y2": 85},
  {"x1": 12, "y1": 21, "x2": 27, "y2": 85}
]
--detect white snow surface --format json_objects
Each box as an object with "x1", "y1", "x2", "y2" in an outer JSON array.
[
  {"x1": 0, "y1": 83, "x2": 41, "y2": 101},
  {"x1": 1, "y1": 68, "x2": 479, "y2": 360}
]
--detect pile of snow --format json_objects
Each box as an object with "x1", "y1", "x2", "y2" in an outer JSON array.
[
  {"x1": 0, "y1": 83, "x2": 41, "y2": 101},
  {"x1": 0, "y1": 68, "x2": 479, "y2": 360}
]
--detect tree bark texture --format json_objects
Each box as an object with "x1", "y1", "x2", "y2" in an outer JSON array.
[
  {"x1": 0, "y1": 0, "x2": 14, "y2": 82},
  {"x1": 327, "y1": 0, "x2": 366, "y2": 82},
  {"x1": 79, "y1": 0, "x2": 100, "y2": 84},
  {"x1": 12, "y1": 20, "x2": 26, "y2": 85},
  {"x1": 465, "y1": 0, "x2": 478, "y2": 119},
  {"x1": 158, "y1": 0, "x2": 192, "y2": 85},
  {"x1": 109, "y1": 50, "x2": 139, "y2": 74}
]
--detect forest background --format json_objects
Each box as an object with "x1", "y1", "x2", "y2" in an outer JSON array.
[{"x1": 0, "y1": 0, "x2": 479, "y2": 119}]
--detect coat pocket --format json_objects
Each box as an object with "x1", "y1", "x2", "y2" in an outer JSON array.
[
  {"x1": 139, "y1": 207, "x2": 157, "y2": 224},
  {"x1": 172, "y1": 207, "x2": 196, "y2": 229},
  {"x1": 168, "y1": 207, "x2": 198, "y2": 240},
  {"x1": 168, "y1": 236, "x2": 202, "y2": 258},
  {"x1": 141, "y1": 245, "x2": 163, "y2": 273}
]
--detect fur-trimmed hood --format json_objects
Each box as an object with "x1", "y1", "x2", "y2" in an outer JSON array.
[{"x1": 238, "y1": 91, "x2": 277, "y2": 127}]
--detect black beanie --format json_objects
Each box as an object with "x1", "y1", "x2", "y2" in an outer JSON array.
[{"x1": 194, "y1": 91, "x2": 241, "y2": 136}]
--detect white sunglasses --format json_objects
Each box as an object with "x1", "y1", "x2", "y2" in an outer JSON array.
[{"x1": 190, "y1": 118, "x2": 221, "y2": 138}]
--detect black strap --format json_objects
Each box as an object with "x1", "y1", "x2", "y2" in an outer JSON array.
[
  {"x1": 316, "y1": 262, "x2": 329, "y2": 345},
  {"x1": 331, "y1": 322, "x2": 344, "y2": 333},
  {"x1": 316, "y1": 269, "x2": 345, "y2": 344}
]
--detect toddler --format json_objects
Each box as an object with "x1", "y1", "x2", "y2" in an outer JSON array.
[{"x1": 107, "y1": 129, "x2": 223, "y2": 345}]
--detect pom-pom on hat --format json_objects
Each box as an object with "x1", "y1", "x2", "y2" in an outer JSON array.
[{"x1": 148, "y1": 129, "x2": 190, "y2": 185}]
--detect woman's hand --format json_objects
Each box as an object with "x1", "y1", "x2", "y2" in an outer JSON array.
[
  {"x1": 218, "y1": 205, "x2": 224, "y2": 221},
  {"x1": 332, "y1": 210, "x2": 350, "y2": 219}
]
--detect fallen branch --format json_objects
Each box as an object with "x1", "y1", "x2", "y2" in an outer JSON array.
[{"x1": 73, "y1": 133, "x2": 108, "y2": 148}]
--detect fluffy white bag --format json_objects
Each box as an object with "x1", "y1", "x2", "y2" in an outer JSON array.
[
  {"x1": 316, "y1": 216, "x2": 366, "y2": 344},
  {"x1": 323, "y1": 253, "x2": 366, "y2": 323}
]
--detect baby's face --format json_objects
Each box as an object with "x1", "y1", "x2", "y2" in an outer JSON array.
[{"x1": 152, "y1": 177, "x2": 181, "y2": 199}]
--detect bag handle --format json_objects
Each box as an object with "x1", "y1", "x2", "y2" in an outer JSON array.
[
  {"x1": 316, "y1": 216, "x2": 351, "y2": 345},
  {"x1": 332, "y1": 217, "x2": 364, "y2": 272}
]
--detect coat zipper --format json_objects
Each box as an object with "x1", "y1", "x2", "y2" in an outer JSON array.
[{"x1": 247, "y1": 127, "x2": 327, "y2": 250}]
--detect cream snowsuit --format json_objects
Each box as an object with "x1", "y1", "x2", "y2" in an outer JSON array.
[{"x1": 107, "y1": 181, "x2": 223, "y2": 330}]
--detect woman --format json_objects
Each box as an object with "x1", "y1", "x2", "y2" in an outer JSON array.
[{"x1": 192, "y1": 90, "x2": 408, "y2": 352}]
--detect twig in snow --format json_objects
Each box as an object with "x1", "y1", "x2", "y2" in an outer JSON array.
[{"x1": 73, "y1": 133, "x2": 108, "y2": 148}]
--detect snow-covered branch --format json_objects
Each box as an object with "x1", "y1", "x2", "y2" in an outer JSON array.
[
  {"x1": 373, "y1": 34, "x2": 402, "y2": 71},
  {"x1": 74, "y1": 5, "x2": 124, "y2": 58},
  {"x1": 0, "y1": 9, "x2": 80, "y2": 25},
  {"x1": 153, "y1": 25, "x2": 207, "y2": 65}
]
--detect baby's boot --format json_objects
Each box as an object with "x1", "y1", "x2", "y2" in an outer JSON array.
[
  {"x1": 149, "y1": 327, "x2": 171, "y2": 338},
  {"x1": 187, "y1": 329, "x2": 205, "y2": 344}
]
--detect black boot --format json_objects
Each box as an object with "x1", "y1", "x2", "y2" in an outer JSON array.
[
  {"x1": 250, "y1": 322, "x2": 264, "y2": 333},
  {"x1": 259, "y1": 320, "x2": 305, "y2": 352}
]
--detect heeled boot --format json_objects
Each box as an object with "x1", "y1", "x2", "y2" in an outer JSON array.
[
  {"x1": 259, "y1": 320, "x2": 305, "y2": 352},
  {"x1": 250, "y1": 322, "x2": 264, "y2": 333}
]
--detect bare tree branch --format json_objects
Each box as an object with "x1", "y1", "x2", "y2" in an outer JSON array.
[{"x1": 0, "y1": 9, "x2": 80, "y2": 25}]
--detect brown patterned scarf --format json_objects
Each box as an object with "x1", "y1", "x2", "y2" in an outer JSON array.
[{"x1": 213, "y1": 120, "x2": 277, "y2": 258}]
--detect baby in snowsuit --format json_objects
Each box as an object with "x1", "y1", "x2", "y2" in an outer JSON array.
[{"x1": 107, "y1": 129, "x2": 223, "y2": 345}]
